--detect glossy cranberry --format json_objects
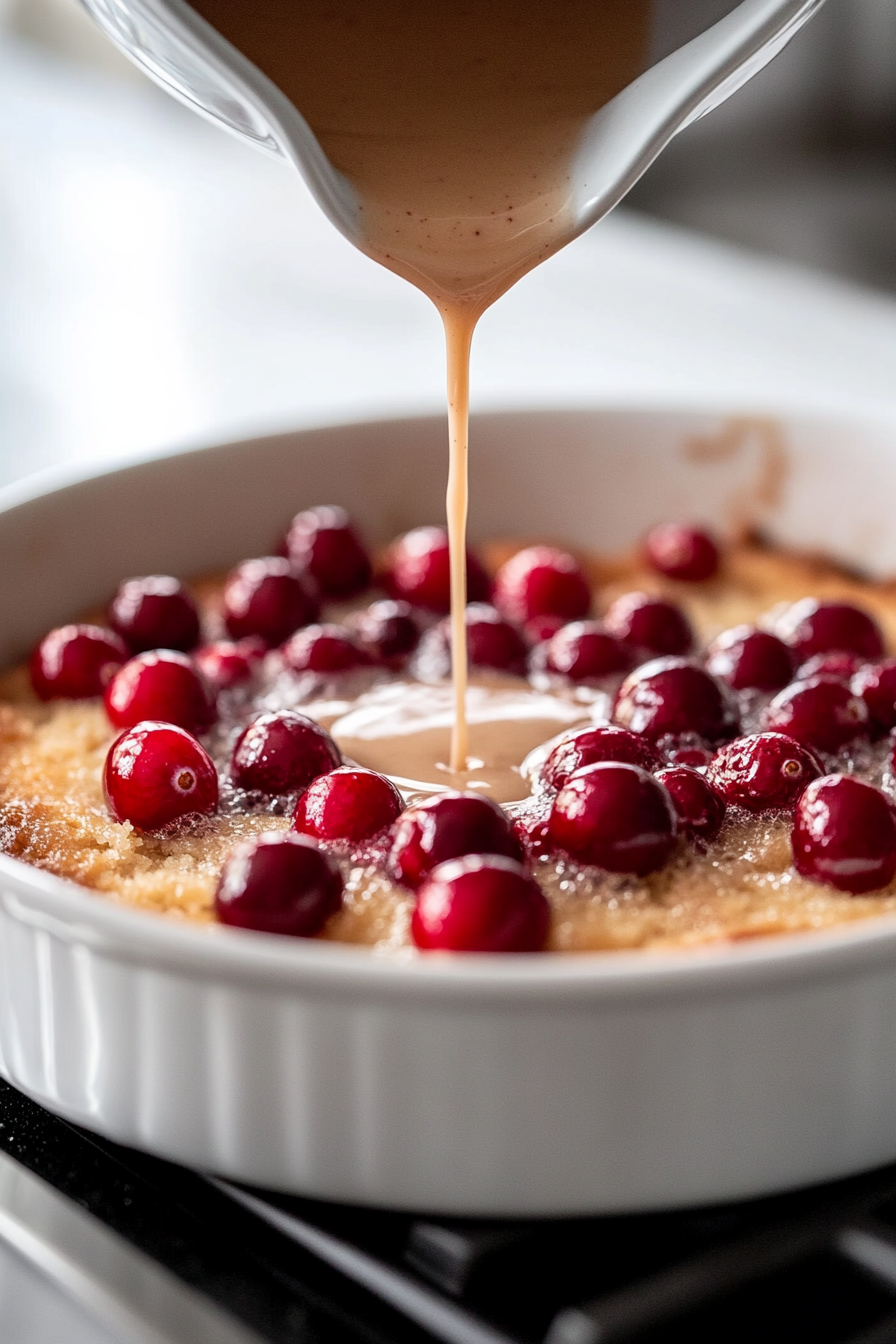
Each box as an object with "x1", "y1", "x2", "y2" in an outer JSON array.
[
  {"x1": 417, "y1": 605, "x2": 528, "y2": 678},
  {"x1": 215, "y1": 832, "x2": 343, "y2": 936},
  {"x1": 655, "y1": 766, "x2": 725, "y2": 843},
  {"x1": 465, "y1": 604, "x2": 528, "y2": 672},
  {"x1": 383, "y1": 526, "x2": 489, "y2": 612},
  {"x1": 543, "y1": 725, "x2": 661, "y2": 790},
  {"x1": 853, "y1": 659, "x2": 896, "y2": 731},
  {"x1": 282, "y1": 624, "x2": 371, "y2": 674},
  {"x1": 231, "y1": 711, "x2": 341, "y2": 795},
  {"x1": 775, "y1": 598, "x2": 884, "y2": 661},
  {"x1": 103, "y1": 721, "x2": 218, "y2": 830},
  {"x1": 524, "y1": 613, "x2": 566, "y2": 645},
  {"x1": 543, "y1": 622, "x2": 629, "y2": 681},
  {"x1": 707, "y1": 732, "x2": 822, "y2": 812},
  {"x1": 645, "y1": 523, "x2": 720, "y2": 582},
  {"x1": 760, "y1": 676, "x2": 869, "y2": 754},
  {"x1": 548, "y1": 762, "x2": 678, "y2": 874},
  {"x1": 104, "y1": 651, "x2": 214, "y2": 734},
  {"x1": 285, "y1": 504, "x2": 372, "y2": 597},
  {"x1": 293, "y1": 767, "x2": 403, "y2": 843},
  {"x1": 193, "y1": 638, "x2": 265, "y2": 692},
  {"x1": 412, "y1": 855, "x2": 548, "y2": 953},
  {"x1": 705, "y1": 625, "x2": 794, "y2": 692},
  {"x1": 351, "y1": 600, "x2": 419, "y2": 666},
  {"x1": 796, "y1": 652, "x2": 863, "y2": 683},
  {"x1": 613, "y1": 658, "x2": 739, "y2": 744},
  {"x1": 29, "y1": 624, "x2": 128, "y2": 701},
  {"x1": 511, "y1": 812, "x2": 552, "y2": 860},
  {"x1": 603, "y1": 592, "x2": 693, "y2": 656},
  {"x1": 223, "y1": 557, "x2": 319, "y2": 646},
  {"x1": 107, "y1": 575, "x2": 200, "y2": 653},
  {"x1": 792, "y1": 775, "x2": 896, "y2": 894},
  {"x1": 389, "y1": 792, "x2": 523, "y2": 890},
  {"x1": 492, "y1": 546, "x2": 590, "y2": 626}
]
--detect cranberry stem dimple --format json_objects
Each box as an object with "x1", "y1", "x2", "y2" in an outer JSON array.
[{"x1": 443, "y1": 308, "x2": 476, "y2": 773}]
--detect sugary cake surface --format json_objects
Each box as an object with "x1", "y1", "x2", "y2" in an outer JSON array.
[{"x1": 4, "y1": 537, "x2": 896, "y2": 951}]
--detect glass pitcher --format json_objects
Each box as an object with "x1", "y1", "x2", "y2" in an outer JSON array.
[{"x1": 76, "y1": 0, "x2": 826, "y2": 251}]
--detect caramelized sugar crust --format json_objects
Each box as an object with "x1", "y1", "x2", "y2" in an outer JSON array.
[{"x1": 4, "y1": 536, "x2": 896, "y2": 950}]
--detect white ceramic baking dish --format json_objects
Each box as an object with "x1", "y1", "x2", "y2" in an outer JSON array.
[{"x1": 4, "y1": 406, "x2": 896, "y2": 1217}]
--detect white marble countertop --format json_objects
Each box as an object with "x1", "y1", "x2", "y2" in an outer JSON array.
[{"x1": 4, "y1": 35, "x2": 896, "y2": 492}]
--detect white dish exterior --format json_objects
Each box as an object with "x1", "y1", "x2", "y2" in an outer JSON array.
[{"x1": 3, "y1": 407, "x2": 896, "y2": 1216}]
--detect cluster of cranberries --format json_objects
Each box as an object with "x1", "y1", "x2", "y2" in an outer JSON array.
[
  {"x1": 26, "y1": 515, "x2": 896, "y2": 954},
  {"x1": 519, "y1": 548, "x2": 896, "y2": 901}
]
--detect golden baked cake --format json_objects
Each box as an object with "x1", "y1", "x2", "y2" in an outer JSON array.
[{"x1": 4, "y1": 510, "x2": 896, "y2": 954}]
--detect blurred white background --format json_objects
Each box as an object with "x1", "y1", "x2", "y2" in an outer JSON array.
[{"x1": 3, "y1": 0, "x2": 896, "y2": 490}]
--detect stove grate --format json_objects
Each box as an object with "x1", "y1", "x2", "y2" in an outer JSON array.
[{"x1": 3, "y1": 1079, "x2": 896, "y2": 1344}]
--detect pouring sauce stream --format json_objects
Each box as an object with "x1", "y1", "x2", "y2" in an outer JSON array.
[{"x1": 186, "y1": 0, "x2": 651, "y2": 774}]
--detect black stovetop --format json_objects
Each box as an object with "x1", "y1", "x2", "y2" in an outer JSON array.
[{"x1": 3, "y1": 1077, "x2": 896, "y2": 1344}]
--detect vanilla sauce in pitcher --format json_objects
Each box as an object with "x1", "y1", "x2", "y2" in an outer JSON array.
[{"x1": 186, "y1": 0, "x2": 652, "y2": 789}]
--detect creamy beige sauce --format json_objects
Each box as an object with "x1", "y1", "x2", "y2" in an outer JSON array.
[
  {"x1": 187, "y1": 1, "x2": 651, "y2": 308},
  {"x1": 327, "y1": 679, "x2": 591, "y2": 803},
  {"x1": 186, "y1": 0, "x2": 652, "y2": 774}
]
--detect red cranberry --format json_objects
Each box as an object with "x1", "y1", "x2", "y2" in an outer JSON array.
[
  {"x1": 853, "y1": 659, "x2": 896, "y2": 731},
  {"x1": 282, "y1": 624, "x2": 371, "y2": 674},
  {"x1": 706, "y1": 732, "x2": 822, "y2": 812},
  {"x1": 231, "y1": 711, "x2": 341, "y2": 794},
  {"x1": 107, "y1": 575, "x2": 200, "y2": 653},
  {"x1": 351, "y1": 600, "x2": 419, "y2": 666},
  {"x1": 645, "y1": 523, "x2": 720, "y2": 582},
  {"x1": 655, "y1": 766, "x2": 725, "y2": 843},
  {"x1": 548, "y1": 762, "x2": 677, "y2": 874},
  {"x1": 511, "y1": 812, "x2": 552, "y2": 860},
  {"x1": 104, "y1": 651, "x2": 214, "y2": 734},
  {"x1": 103, "y1": 721, "x2": 218, "y2": 830},
  {"x1": 613, "y1": 657, "x2": 739, "y2": 744},
  {"x1": 194, "y1": 638, "x2": 265, "y2": 692},
  {"x1": 792, "y1": 775, "x2": 896, "y2": 894},
  {"x1": 543, "y1": 622, "x2": 629, "y2": 681},
  {"x1": 412, "y1": 855, "x2": 548, "y2": 953},
  {"x1": 417, "y1": 605, "x2": 528, "y2": 678},
  {"x1": 223, "y1": 557, "x2": 319, "y2": 646},
  {"x1": 215, "y1": 832, "x2": 342, "y2": 936},
  {"x1": 705, "y1": 625, "x2": 794, "y2": 692},
  {"x1": 285, "y1": 504, "x2": 372, "y2": 597},
  {"x1": 543, "y1": 725, "x2": 661, "y2": 790},
  {"x1": 293, "y1": 767, "x2": 403, "y2": 843},
  {"x1": 383, "y1": 526, "x2": 489, "y2": 612},
  {"x1": 524, "y1": 613, "x2": 566, "y2": 645},
  {"x1": 465, "y1": 604, "x2": 528, "y2": 672},
  {"x1": 796, "y1": 652, "x2": 863, "y2": 683},
  {"x1": 603, "y1": 592, "x2": 693, "y2": 656},
  {"x1": 760, "y1": 676, "x2": 869, "y2": 754},
  {"x1": 775, "y1": 599, "x2": 884, "y2": 661},
  {"x1": 30, "y1": 624, "x2": 128, "y2": 700},
  {"x1": 492, "y1": 546, "x2": 590, "y2": 626},
  {"x1": 389, "y1": 792, "x2": 523, "y2": 890}
]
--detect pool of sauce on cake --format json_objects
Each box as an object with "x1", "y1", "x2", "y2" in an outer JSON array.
[{"x1": 5, "y1": 542, "x2": 896, "y2": 950}]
